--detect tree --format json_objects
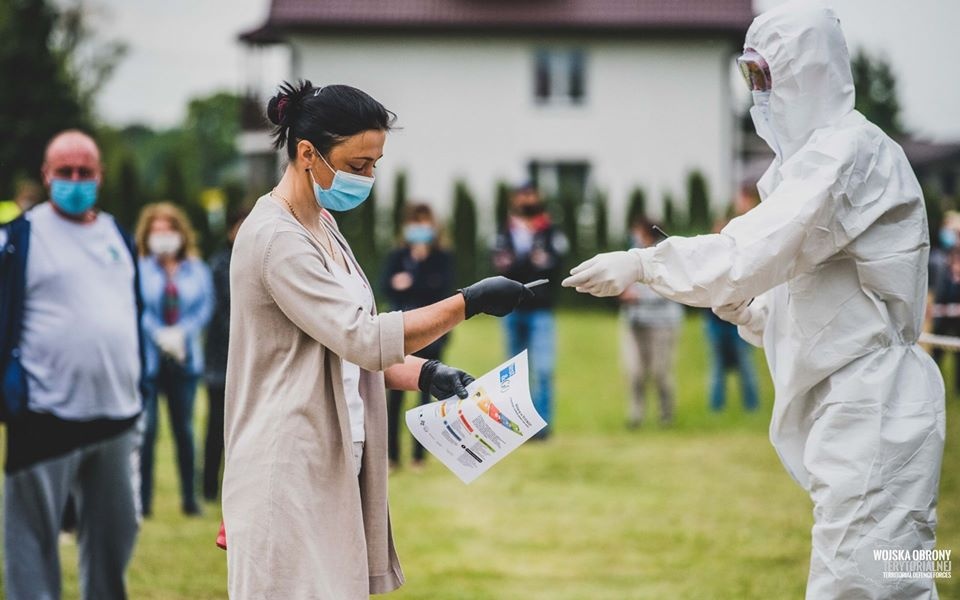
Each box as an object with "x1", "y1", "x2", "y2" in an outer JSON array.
[
  {"x1": 663, "y1": 193, "x2": 678, "y2": 232},
  {"x1": 113, "y1": 152, "x2": 142, "y2": 230},
  {"x1": 336, "y1": 184, "x2": 379, "y2": 277},
  {"x1": 686, "y1": 170, "x2": 711, "y2": 232},
  {"x1": 851, "y1": 49, "x2": 903, "y2": 137},
  {"x1": 55, "y1": 1, "x2": 127, "y2": 117},
  {"x1": 593, "y1": 193, "x2": 610, "y2": 252},
  {"x1": 452, "y1": 180, "x2": 478, "y2": 287},
  {"x1": 0, "y1": 0, "x2": 88, "y2": 196},
  {"x1": 626, "y1": 187, "x2": 647, "y2": 228},
  {"x1": 495, "y1": 181, "x2": 510, "y2": 230},
  {"x1": 183, "y1": 92, "x2": 242, "y2": 187},
  {"x1": 391, "y1": 171, "x2": 407, "y2": 236}
]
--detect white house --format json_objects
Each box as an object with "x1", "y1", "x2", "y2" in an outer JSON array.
[{"x1": 239, "y1": 0, "x2": 753, "y2": 234}]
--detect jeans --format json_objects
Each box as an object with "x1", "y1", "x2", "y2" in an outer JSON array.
[
  {"x1": 141, "y1": 358, "x2": 199, "y2": 515},
  {"x1": 705, "y1": 315, "x2": 759, "y2": 412},
  {"x1": 504, "y1": 309, "x2": 556, "y2": 436},
  {"x1": 203, "y1": 383, "x2": 225, "y2": 500}
]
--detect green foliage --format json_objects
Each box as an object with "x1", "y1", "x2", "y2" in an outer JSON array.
[
  {"x1": 452, "y1": 180, "x2": 478, "y2": 287},
  {"x1": 337, "y1": 184, "x2": 380, "y2": 277},
  {"x1": 0, "y1": 0, "x2": 88, "y2": 196},
  {"x1": 391, "y1": 171, "x2": 407, "y2": 239},
  {"x1": 662, "y1": 192, "x2": 678, "y2": 232},
  {"x1": 626, "y1": 187, "x2": 646, "y2": 229},
  {"x1": 183, "y1": 92, "x2": 242, "y2": 187},
  {"x1": 54, "y1": 1, "x2": 127, "y2": 118},
  {"x1": 99, "y1": 150, "x2": 144, "y2": 231},
  {"x1": 593, "y1": 192, "x2": 609, "y2": 253},
  {"x1": 686, "y1": 170, "x2": 711, "y2": 233},
  {"x1": 851, "y1": 49, "x2": 903, "y2": 137}
]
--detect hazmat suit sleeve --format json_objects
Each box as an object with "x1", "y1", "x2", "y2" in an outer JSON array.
[{"x1": 636, "y1": 135, "x2": 883, "y2": 308}]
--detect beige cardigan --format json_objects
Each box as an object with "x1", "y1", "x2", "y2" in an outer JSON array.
[{"x1": 223, "y1": 196, "x2": 406, "y2": 599}]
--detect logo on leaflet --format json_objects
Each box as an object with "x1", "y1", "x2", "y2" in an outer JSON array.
[{"x1": 499, "y1": 363, "x2": 516, "y2": 392}]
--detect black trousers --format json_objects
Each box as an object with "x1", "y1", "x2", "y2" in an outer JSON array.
[{"x1": 387, "y1": 343, "x2": 443, "y2": 464}]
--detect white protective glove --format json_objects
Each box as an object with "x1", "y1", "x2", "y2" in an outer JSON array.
[
  {"x1": 712, "y1": 299, "x2": 766, "y2": 347},
  {"x1": 561, "y1": 250, "x2": 644, "y2": 297},
  {"x1": 154, "y1": 326, "x2": 187, "y2": 364}
]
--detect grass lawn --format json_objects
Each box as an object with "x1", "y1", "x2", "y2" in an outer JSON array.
[{"x1": 6, "y1": 309, "x2": 959, "y2": 599}]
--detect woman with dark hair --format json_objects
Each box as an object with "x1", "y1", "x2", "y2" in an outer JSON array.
[
  {"x1": 221, "y1": 81, "x2": 531, "y2": 599},
  {"x1": 380, "y1": 203, "x2": 455, "y2": 470}
]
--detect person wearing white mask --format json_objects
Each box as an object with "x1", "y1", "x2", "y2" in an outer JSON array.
[
  {"x1": 135, "y1": 202, "x2": 214, "y2": 517},
  {"x1": 562, "y1": 2, "x2": 945, "y2": 597}
]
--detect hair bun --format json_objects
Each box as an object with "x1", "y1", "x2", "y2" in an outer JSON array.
[
  {"x1": 266, "y1": 80, "x2": 315, "y2": 127},
  {"x1": 266, "y1": 93, "x2": 286, "y2": 126}
]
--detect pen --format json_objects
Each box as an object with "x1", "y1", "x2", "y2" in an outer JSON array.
[
  {"x1": 524, "y1": 279, "x2": 549, "y2": 289},
  {"x1": 652, "y1": 225, "x2": 670, "y2": 240}
]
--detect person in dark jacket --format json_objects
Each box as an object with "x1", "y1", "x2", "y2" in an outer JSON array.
[
  {"x1": 203, "y1": 207, "x2": 248, "y2": 500},
  {"x1": 0, "y1": 130, "x2": 142, "y2": 600},
  {"x1": 380, "y1": 203, "x2": 455, "y2": 468},
  {"x1": 491, "y1": 181, "x2": 568, "y2": 438}
]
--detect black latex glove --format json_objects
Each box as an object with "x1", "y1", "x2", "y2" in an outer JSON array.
[
  {"x1": 459, "y1": 276, "x2": 534, "y2": 319},
  {"x1": 418, "y1": 359, "x2": 476, "y2": 400}
]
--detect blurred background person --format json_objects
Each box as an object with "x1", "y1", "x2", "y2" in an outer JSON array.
[
  {"x1": 618, "y1": 217, "x2": 682, "y2": 428},
  {"x1": 704, "y1": 187, "x2": 760, "y2": 414},
  {"x1": 0, "y1": 130, "x2": 142, "y2": 600},
  {"x1": 0, "y1": 180, "x2": 42, "y2": 224},
  {"x1": 202, "y1": 207, "x2": 248, "y2": 501},
  {"x1": 136, "y1": 202, "x2": 213, "y2": 517},
  {"x1": 929, "y1": 210, "x2": 960, "y2": 295},
  {"x1": 491, "y1": 181, "x2": 568, "y2": 439},
  {"x1": 931, "y1": 246, "x2": 960, "y2": 393},
  {"x1": 380, "y1": 203, "x2": 455, "y2": 470}
]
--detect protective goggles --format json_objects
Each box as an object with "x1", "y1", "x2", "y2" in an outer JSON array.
[{"x1": 737, "y1": 49, "x2": 772, "y2": 92}]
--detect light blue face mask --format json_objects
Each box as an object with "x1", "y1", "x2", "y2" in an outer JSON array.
[
  {"x1": 404, "y1": 224, "x2": 435, "y2": 245},
  {"x1": 940, "y1": 227, "x2": 957, "y2": 249},
  {"x1": 310, "y1": 151, "x2": 375, "y2": 212},
  {"x1": 50, "y1": 179, "x2": 98, "y2": 215}
]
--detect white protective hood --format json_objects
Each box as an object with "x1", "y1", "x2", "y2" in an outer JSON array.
[{"x1": 745, "y1": 1, "x2": 855, "y2": 161}]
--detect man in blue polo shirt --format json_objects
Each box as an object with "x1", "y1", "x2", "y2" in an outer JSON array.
[{"x1": 0, "y1": 130, "x2": 142, "y2": 600}]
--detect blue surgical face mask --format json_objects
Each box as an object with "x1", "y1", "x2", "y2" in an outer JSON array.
[
  {"x1": 50, "y1": 179, "x2": 98, "y2": 215},
  {"x1": 404, "y1": 224, "x2": 435, "y2": 245},
  {"x1": 310, "y1": 151, "x2": 375, "y2": 212},
  {"x1": 940, "y1": 227, "x2": 957, "y2": 249}
]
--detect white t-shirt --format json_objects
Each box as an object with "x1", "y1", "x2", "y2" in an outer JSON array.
[
  {"x1": 18, "y1": 203, "x2": 141, "y2": 420},
  {"x1": 325, "y1": 242, "x2": 374, "y2": 443}
]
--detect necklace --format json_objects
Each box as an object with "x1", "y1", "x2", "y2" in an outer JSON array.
[{"x1": 271, "y1": 188, "x2": 342, "y2": 263}]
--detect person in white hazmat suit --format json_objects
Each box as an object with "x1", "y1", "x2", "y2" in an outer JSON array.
[{"x1": 563, "y1": 2, "x2": 946, "y2": 598}]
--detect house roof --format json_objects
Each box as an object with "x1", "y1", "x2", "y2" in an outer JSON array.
[
  {"x1": 899, "y1": 138, "x2": 960, "y2": 170},
  {"x1": 241, "y1": 0, "x2": 754, "y2": 43}
]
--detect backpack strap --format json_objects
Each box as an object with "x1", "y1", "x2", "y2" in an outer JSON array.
[{"x1": 113, "y1": 220, "x2": 147, "y2": 405}]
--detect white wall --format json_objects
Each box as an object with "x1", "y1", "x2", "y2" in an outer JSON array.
[{"x1": 288, "y1": 33, "x2": 737, "y2": 235}]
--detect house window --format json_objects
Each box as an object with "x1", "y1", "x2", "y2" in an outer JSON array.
[
  {"x1": 534, "y1": 49, "x2": 586, "y2": 105},
  {"x1": 528, "y1": 161, "x2": 591, "y2": 202}
]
